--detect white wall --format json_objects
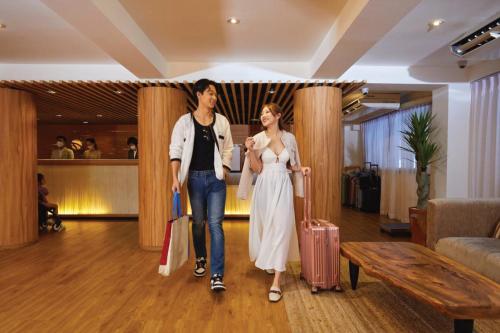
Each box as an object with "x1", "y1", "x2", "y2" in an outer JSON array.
[
  {"x1": 431, "y1": 83, "x2": 471, "y2": 199},
  {"x1": 446, "y1": 84, "x2": 471, "y2": 197}
]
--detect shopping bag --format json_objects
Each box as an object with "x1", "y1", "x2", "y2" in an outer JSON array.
[{"x1": 158, "y1": 192, "x2": 189, "y2": 276}]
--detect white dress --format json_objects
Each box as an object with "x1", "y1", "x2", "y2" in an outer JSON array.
[{"x1": 249, "y1": 147, "x2": 300, "y2": 272}]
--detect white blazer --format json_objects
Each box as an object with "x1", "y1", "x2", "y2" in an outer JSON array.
[
  {"x1": 237, "y1": 130, "x2": 304, "y2": 200},
  {"x1": 169, "y1": 112, "x2": 233, "y2": 185}
]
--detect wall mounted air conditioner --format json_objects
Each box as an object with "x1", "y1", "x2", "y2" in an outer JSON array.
[
  {"x1": 450, "y1": 16, "x2": 500, "y2": 57},
  {"x1": 342, "y1": 93, "x2": 400, "y2": 115}
]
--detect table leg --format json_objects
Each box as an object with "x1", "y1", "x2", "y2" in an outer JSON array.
[
  {"x1": 454, "y1": 319, "x2": 473, "y2": 333},
  {"x1": 349, "y1": 260, "x2": 359, "y2": 290}
]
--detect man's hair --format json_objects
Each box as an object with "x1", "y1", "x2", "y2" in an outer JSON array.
[
  {"x1": 193, "y1": 79, "x2": 217, "y2": 100},
  {"x1": 127, "y1": 137, "x2": 138, "y2": 145},
  {"x1": 56, "y1": 135, "x2": 67, "y2": 144},
  {"x1": 37, "y1": 173, "x2": 44, "y2": 183}
]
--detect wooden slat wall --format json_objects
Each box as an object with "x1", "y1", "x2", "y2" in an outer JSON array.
[{"x1": 0, "y1": 80, "x2": 365, "y2": 125}]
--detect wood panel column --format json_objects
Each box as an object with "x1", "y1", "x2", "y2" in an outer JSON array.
[
  {"x1": 138, "y1": 87, "x2": 187, "y2": 250},
  {"x1": 0, "y1": 88, "x2": 38, "y2": 248},
  {"x1": 293, "y1": 86, "x2": 343, "y2": 224}
]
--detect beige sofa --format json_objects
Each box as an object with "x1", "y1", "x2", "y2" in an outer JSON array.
[{"x1": 426, "y1": 198, "x2": 500, "y2": 284}]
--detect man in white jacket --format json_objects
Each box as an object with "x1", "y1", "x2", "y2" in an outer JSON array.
[{"x1": 170, "y1": 79, "x2": 233, "y2": 292}]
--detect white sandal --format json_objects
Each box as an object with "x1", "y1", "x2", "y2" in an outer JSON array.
[
  {"x1": 265, "y1": 269, "x2": 275, "y2": 275},
  {"x1": 268, "y1": 287, "x2": 282, "y2": 302}
]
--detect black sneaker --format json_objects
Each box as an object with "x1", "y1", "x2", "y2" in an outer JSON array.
[
  {"x1": 210, "y1": 274, "x2": 226, "y2": 292},
  {"x1": 193, "y1": 257, "x2": 207, "y2": 277}
]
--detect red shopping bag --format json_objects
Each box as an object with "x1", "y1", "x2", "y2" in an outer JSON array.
[{"x1": 158, "y1": 192, "x2": 189, "y2": 276}]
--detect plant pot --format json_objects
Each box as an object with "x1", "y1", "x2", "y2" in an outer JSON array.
[{"x1": 409, "y1": 207, "x2": 427, "y2": 246}]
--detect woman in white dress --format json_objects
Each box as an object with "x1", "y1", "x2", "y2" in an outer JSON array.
[{"x1": 238, "y1": 103, "x2": 309, "y2": 302}]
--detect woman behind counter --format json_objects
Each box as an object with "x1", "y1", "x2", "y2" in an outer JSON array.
[{"x1": 83, "y1": 137, "x2": 102, "y2": 159}]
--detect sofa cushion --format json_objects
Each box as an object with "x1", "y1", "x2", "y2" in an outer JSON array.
[{"x1": 435, "y1": 237, "x2": 500, "y2": 284}]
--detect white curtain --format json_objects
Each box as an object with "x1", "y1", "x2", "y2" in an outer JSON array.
[
  {"x1": 469, "y1": 72, "x2": 500, "y2": 198},
  {"x1": 362, "y1": 104, "x2": 430, "y2": 222}
]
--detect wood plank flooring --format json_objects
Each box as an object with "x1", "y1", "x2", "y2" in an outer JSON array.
[{"x1": 0, "y1": 209, "x2": 406, "y2": 332}]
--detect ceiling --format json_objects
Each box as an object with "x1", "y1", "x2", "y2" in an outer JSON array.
[
  {"x1": 119, "y1": 0, "x2": 347, "y2": 62},
  {"x1": 0, "y1": 0, "x2": 498, "y2": 89},
  {"x1": 357, "y1": 0, "x2": 500, "y2": 68},
  {"x1": 0, "y1": 0, "x2": 114, "y2": 64},
  {"x1": 0, "y1": 80, "x2": 364, "y2": 125}
]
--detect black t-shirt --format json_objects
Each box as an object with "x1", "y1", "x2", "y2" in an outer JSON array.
[{"x1": 190, "y1": 115, "x2": 215, "y2": 171}]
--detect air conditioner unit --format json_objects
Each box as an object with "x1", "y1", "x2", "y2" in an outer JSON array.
[
  {"x1": 342, "y1": 93, "x2": 400, "y2": 115},
  {"x1": 450, "y1": 16, "x2": 500, "y2": 57}
]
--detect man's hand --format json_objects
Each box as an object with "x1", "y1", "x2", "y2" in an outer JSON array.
[
  {"x1": 223, "y1": 168, "x2": 229, "y2": 182},
  {"x1": 172, "y1": 178, "x2": 181, "y2": 193}
]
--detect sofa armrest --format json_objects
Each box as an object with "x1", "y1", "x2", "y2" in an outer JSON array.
[{"x1": 426, "y1": 198, "x2": 500, "y2": 249}]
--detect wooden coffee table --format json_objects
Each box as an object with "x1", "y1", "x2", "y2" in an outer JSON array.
[{"x1": 340, "y1": 242, "x2": 500, "y2": 333}]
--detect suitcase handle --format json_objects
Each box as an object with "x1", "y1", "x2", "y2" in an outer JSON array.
[{"x1": 304, "y1": 171, "x2": 312, "y2": 222}]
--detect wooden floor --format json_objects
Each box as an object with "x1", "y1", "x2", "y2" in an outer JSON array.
[{"x1": 0, "y1": 208, "x2": 406, "y2": 333}]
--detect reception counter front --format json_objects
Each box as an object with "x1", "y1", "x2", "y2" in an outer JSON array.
[{"x1": 38, "y1": 160, "x2": 252, "y2": 217}]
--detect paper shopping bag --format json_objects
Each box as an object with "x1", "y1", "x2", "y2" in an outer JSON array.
[{"x1": 158, "y1": 192, "x2": 189, "y2": 276}]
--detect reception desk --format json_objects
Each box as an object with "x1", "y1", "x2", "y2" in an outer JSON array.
[{"x1": 37, "y1": 160, "x2": 252, "y2": 217}]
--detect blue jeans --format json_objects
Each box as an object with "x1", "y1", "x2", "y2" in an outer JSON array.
[{"x1": 187, "y1": 170, "x2": 226, "y2": 276}]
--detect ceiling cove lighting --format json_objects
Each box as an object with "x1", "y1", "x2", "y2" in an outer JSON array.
[
  {"x1": 450, "y1": 16, "x2": 500, "y2": 57},
  {"x1": 227, "y1": 17, "x2": 240, "y2": 24}
]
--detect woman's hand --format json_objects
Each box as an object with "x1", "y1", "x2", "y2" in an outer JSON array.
[
  {"x1": 245, "y1": 137, "x2": 255, "y2": 151},
  {"x1": 301, "y1": 166, "x2": 311, "y2": 176}
]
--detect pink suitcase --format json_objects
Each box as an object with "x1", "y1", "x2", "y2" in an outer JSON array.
[{"x1": 300, "y1": 171, "x2": 342, "y2": 293}]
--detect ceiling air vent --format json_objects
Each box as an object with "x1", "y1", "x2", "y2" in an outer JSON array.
[{"x1": 450, "y1": 16, "x2": 500, "y2": 56}]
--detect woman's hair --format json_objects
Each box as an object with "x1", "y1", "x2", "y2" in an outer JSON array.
[
  {"x1": 86, "y1": 137, "x2": 98, "y2": 150},
  {"x1": 261, "y1": 103, "x2": 285, "y2": 130},
  {"x1": 37, "y1": 173, "x2": 44, "y2": 184},
  {"x1": 193, "y1": 79, "x2": 217, "y2": 100},
  {"x1": 127, "y1": 136, "x2": 138, "y2": 146}
]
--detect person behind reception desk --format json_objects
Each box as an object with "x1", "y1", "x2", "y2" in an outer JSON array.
[
  {"x1": 83, "y1": 137, "x2": 102, "y2": 159},
  {"x1": 50, "y1": 135, "x2": 74, "y2": 159},
  {"x1": 38, "y1": 173, "x2": 65, "y2": 232},
  {"x1": 127, "y1": 136, "x2": 138, "y2": 159}
]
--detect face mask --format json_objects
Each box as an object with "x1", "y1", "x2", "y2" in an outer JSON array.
[
  {"x1": 56, "y1": 141, "x2": 64, "y2": 148},
  {"x1": 130, "y1": 145, "x2": 137, "y2": 151}
]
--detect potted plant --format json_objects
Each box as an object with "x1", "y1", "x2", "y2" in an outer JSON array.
[{"x1": 400, "y1": 110, "x2": 440, "y2": 245}]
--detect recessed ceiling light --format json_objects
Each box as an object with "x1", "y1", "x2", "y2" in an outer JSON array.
[
  {"x1": 431, "y1": 19, "x2": 445, "y2": 26},
  {"x1": 114, "y1": 90, "x2": 122, "y2": 94},
  {"x1": 427, "y1": 19, "x2": 445, "y2": 31},
  {"x1": 0, "y1": 24, "x2": 6, "y2": 30},
  {"x1": 83, "y1": 121, "x2": 89, "y2": 124},
  {"x1": 227, "y1": 17, "x2": 240, "y2": 24},
  {"x1": 56, "y1": 114, "x2": 62, "y2": 117},
  {"x1": 96, "y1": 114, "x2": 103, "y2": 118},
  {"x1": 47, "y1": 90, "x2": 56, "y2": 94},
  {"x1": 268, "y1": 89, "x2": 275, "y2": 94}
]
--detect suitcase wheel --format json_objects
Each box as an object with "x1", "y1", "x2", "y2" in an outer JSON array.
[
  {"x1": 333, "y1": 285, "x2": 344, "y2": 292},
  {"x1": 311, "y1": 286, "x2": 319, "y2": 294}
]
